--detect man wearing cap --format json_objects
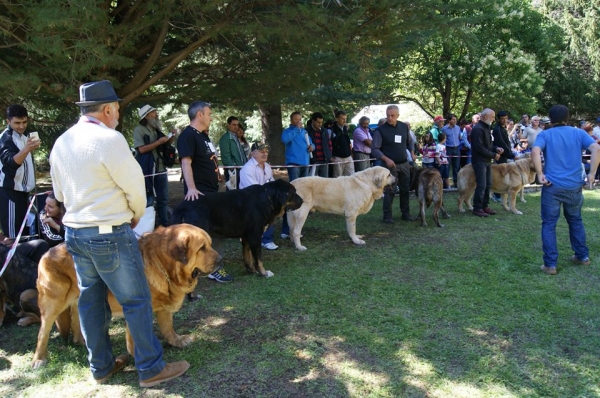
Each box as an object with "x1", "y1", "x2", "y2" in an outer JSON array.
[
  {"x1": 0, "y1": 105, "x2": 40, "y2": 238},
  {"x1": 134, "y1": 105, "x2": 172, "y2": 227},
  {"x1": 430, "y1": 115, "x2": 444, "y2": 143},
  {"x1": 49, "y1": 80, "x2": 189, "y2": 387},
  {"x1": 533, "y1": 105, "x2": 600, "y2": 275},
  {"x1": 239, "y1": 143, "x2": 278, "y2": 250},
  {"x1": 177, "y1": 101, "x2": 233, "y2": 283}
]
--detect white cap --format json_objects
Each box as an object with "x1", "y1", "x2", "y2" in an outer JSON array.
[{"x1": 138, "y1": 105, "x2": 156, "y2": 120}]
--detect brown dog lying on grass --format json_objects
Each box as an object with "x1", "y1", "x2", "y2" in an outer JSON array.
[
  {"x1": 31, "y1": 224, "x2": 219, "y2": 369},
  {"x1": 410, "y1": 167, "x2": 450, "y2": 227},
  {"x1": 0, "y1": 241, "x2": 44, "y2": 327}
]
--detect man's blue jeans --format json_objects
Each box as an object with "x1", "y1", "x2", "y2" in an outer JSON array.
[
  {"x1": 262, "y1": 225, "x2": 275, "y2": 244},
  {"x1": 540, "y1": 184, "x2": 588, "y2": 268},
  {"x1": 146, "y1": 172, "x2": 169, "y2": 227},
  {"x1": 65, "y1": 224, "x2": 165, "y2": 380},
  {"x1": 282, "y1": 166, "x2": 308, "y2": 235}
]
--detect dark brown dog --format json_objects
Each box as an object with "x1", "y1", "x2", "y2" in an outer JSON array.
[
  {"x1": 412, "y1": 168, "x2": 450, "y2": 227},
  {"x1": 0, "y1": 243, "x2": 41, "y2": 327},
  {"x1": 31, "y1": 224, "x2": 219, "y2": 368}
]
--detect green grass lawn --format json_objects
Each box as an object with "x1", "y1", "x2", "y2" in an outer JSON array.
[{"x1": 2, "y1": 189, "x2": 600, "y2": 397}]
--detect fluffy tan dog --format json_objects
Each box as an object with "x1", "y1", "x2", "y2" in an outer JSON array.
[
  {"x1": 31, "y1": 224, "x2": 219, "y2": 368},
  {"x1": 287, "y1": 166, "x2": 396, "y2": 251},
  {"x1": 457, "y1": 156, "x2": 536, "y2": 215}
]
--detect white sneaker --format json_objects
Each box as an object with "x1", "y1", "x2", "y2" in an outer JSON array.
[
  {"x1": 262, "y1": 242, "x2": 278, "y2": 250},
  {"x1": 280, "y1": 234, "x2": 290, "y2": 239}
]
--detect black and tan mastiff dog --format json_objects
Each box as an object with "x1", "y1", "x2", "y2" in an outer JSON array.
[{"x1": 170, "y1": 179, "x2": 303, "y2": 277}]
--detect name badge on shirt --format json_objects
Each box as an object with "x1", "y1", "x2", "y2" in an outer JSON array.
[
  {"x1": 208, "y1": 142, "x2": 216, "y2": 153},
  {"x1": 395, "y1": 135, "x2": 402, "y2": 143}
]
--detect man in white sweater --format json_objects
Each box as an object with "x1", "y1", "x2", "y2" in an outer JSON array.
[{"x1": 49, "y1": 81, "x2": 189, "y2": 388}]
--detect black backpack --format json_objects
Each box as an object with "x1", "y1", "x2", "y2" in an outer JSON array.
[{"x1": 156, "y1": 131, "x2": 176, "y2": 167}]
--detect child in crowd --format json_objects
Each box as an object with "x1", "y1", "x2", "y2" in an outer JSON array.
[
  {"x1": 436, "y1": 132, "x2": 450, "y2": 189},
  {"x1": 421, "y1": 132, "x2": 437, "y2": 168}
]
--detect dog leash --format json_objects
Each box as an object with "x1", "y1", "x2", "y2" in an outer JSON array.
[{"x1": 0, "y1": 195, "x2": 36, "y2": 277}]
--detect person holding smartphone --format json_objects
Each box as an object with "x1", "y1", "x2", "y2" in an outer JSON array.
[{"x1": 0, "y1": 105, "x2": 40, "y2": 238}]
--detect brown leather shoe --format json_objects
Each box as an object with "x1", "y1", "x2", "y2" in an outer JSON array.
[
  {"x1": 472, "y1": 209, "x2": 488, "y2": 217},
  {"x1": 570, "y1": 255, "x2": 591, "y2": 265},
  {"x1": 541, "y1": 265, "x2": 557, "y2": 275},
  {"x1": 482, "y1": 207, "x2": 496, "y2": 215},
  {"x1": 139, "y1": 360, "x2": 190, "y2": 388},
  {"x1": 94, "y1": 354, "x2": 130, "y2": 384}
]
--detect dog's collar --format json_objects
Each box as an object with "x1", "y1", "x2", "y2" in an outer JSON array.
[
  {"x1": 264, "y1": 187, "x2": 275, "y2": 210},
  {"x1": 156, "y1": 263, "x2": 172, "y2": 285}
]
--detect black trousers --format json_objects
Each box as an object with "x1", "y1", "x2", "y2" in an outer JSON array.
[
  {"x1": 0, "y1": 188, "x2": 29, "y2": 238},
  {"x1": 383, "y1": 162, "x2": 411, "y2": 220},
  {"x1": 472, "y1": 161, "x2": 492, "y2": 210}
]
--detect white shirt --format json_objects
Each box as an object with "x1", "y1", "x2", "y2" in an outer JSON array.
[
  {"x1": 49, "y1": 116, "x2": 146, "y2": 228},
  {"x1": 239, "y1": 157, "x2": 274, "y2": 188}
]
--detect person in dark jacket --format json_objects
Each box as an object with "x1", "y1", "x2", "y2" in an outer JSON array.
[
  {"x1": 371, "y1": 105, "x2": 415, "y2": 223},
  {"x1": 0, "y1": 105, "x2": 39, "y2": 238},
  {"x1": 491, "y1": 110, "x2": 516, "y2": 202},
  {"x1": 470, "y1": 108, "x2": 503, "y2": 217},
  {"x1": 305, "y1": 112, "x2": 332, "y2": 178},
  {"x1": 330, "y1": 110, "x2": 354, "y2": 177},
  {"x1": 38, "y1": 192, "x2": 65, "y2": 247}
]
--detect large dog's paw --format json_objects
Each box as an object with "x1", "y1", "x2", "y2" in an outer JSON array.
[
  {"x1": 521, "y1": 198, "x2": 527, "y2": 203},
  {"x1": 17, "y1": 315, "x2": 40, "y2": 327},
  {"x1": 443, "y1": 213, "x2": 451, "y2": 219},
  {"x1": 295, "y1": 245, "x2": 307, "y2": 251},
  {"x1": 459, "y1": 208, "x2": 466, "y2": 213},
  {"x1": 264, "y1": 270, "x2": 274, "y2": 278},
  {"x1": 512, "y1": 210, "x2": 523, "y2": 215},
  {"x1": 31, "y1": 358, "x2": 48, "y2": 369},
  {"x1": 168, "y1": 334, "x2": 193, "y2": 348},
  {"x1": 352, "y1": 238, "x2": 366, "y2": 245}
]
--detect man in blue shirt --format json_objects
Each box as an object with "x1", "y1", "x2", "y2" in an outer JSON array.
[
  {"x1": 533, "y1": 105, "x2": 600, "y2": 275},
  {"x1": 441, "y1": 114, "x2": 461, "y2": 188},
  {"x1": 280, "y1": 111, "x2": 314, "y2": 238}
]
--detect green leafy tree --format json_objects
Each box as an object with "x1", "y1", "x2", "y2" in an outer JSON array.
[{"x1": 387, "y1": 0, "x2": 561, "y2": 120}]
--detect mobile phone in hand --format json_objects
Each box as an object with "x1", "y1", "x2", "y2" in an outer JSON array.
[{"x1": 30, "y1": 131, "x2": 40, "y2": 141}]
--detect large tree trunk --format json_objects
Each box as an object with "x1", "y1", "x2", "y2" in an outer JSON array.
[{"x1": 260, "y1": 103, "x2": 284, "y2": 166}]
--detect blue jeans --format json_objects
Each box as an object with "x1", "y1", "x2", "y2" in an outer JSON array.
[
  {"x1": 146, "y1": 172, "x2": 169, "y2": 227},
  {"x1": 540, "y1": 184, "x2": 588, "y2": 268},
  {"x1": 282, "y1": 166, "x2": 308, "y2": 235},
  {"x1": 447, "y1": 146, "x2": 461, "y2": 187},
  {"x1": 65, "y1": 224, "x2": 165, "y2": 380},
  {"x1": 262, "y1": 225, "x2": 274, "y2": 244}
]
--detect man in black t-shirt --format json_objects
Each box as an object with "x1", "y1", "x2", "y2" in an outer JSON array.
[{"x1": 177, "y1": 101, "x2": 233, "y2": 284}]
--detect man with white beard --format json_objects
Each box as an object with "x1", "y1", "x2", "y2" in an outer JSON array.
[{"x1": 134, "y1": 105, "x2": 173, "y2": 226}]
